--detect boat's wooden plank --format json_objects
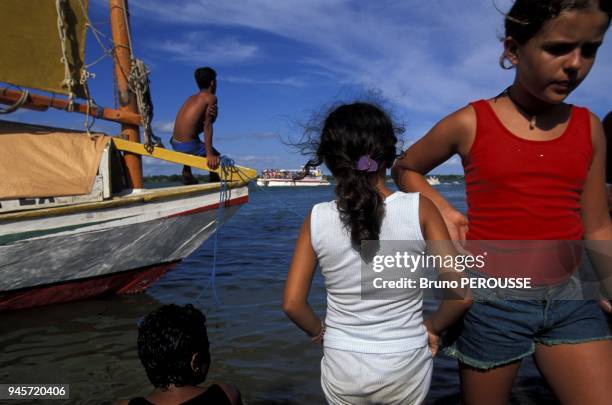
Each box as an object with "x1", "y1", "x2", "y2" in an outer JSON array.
[
  {"x1": 112, "y1": 138, "x2": 257, "y2": 181},
  {"x1": 0, "y1": 182, "x2": 248, "y2": 222}
]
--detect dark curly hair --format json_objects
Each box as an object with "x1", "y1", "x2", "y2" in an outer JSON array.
[
  {"x1": 301, "y1": 102, "x2": 400, "y2": 252},
  {"x1": 137, "y1": 304, "x2": 210, "y2": 389},
  {"x1": 501, "y1": 0, "x2": 611, "y2": 67},
  {"x1": 195, "y1": 67, "x2": 216, "y2": 90}
]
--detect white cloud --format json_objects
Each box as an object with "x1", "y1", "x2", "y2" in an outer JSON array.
[
  {"x1": 149, "y1": 32, "x2": 259, "y2": 65},
  {"x1": 153, "y1": 120, "x2": 174, "y2": 134},
  {"x1": 130, "y1": 0, "x2": 611, "y2": 118},
  {"x1": 223, "y1": 75, "x2": 306, "y2": 88},
  {"x1": 218, "y1": 131, "x2": 279, "y2": 142}
]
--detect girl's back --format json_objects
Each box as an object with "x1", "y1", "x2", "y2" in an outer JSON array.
[
  {"x1": 311, "y1": 191, "x2": 427, "y2": 353},
  {"x1": 284, "y1": 102, "x2": 470, "y2": 405}
]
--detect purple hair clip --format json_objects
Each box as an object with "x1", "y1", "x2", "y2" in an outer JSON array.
[{"x1": 356, "y1": 155, "x2": 379, "y2": 172}]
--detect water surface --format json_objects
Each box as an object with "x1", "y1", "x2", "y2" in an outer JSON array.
[{"x1": 0, "y1": 183, "x2": 558, "y2": 404}]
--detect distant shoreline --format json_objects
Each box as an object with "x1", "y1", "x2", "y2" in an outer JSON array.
[{"x1": 143, "y1": 174, "x2": 465, "y2": 183}]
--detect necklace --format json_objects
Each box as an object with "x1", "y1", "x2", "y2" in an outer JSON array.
[{"x1": 502, "y1": 87, "x2": 541, "y2": 130}]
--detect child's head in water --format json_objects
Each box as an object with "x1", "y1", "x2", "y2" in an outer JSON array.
[
  {"x1": 137, "y1": 304, "x2": 210, "y2": 389},
  {"x1": 500, "y1": 0, "x2": 610, "y2": 103},
  {"x1": 303, "y1": 103, "x2": 400, "y2": 250}
]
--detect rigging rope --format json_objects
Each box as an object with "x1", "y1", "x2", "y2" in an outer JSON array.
[
  {"x1": 195, "y1": 156, "x2": 236, "y2": 306},
  {"x1": 55, "y1": 0, "x2": 76, "y2": 112},
  {"x1": 129, "y1": 58, "x2": 163, "y2": 151},
  {"x1": 109, "y1": 0, "x2": 162, "y2": 151},
  {"x1": 192, "y1": 158, "x2": 308, "y2": 308}
]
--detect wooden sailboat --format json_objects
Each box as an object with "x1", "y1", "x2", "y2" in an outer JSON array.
[{"x1": 0, "y1": 0, "x2": 256, "y2": 311}]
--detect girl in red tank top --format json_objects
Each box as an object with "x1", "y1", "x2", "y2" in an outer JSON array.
[{"x1": 394, "y1": 1, "x2": 611, "y2": 404}]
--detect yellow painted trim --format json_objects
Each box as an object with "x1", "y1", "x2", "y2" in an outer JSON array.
[
  {"x1": 0, "y1": 182, "x2": 248, "y2": 222},
  {"x1": 112, "y1": 138, "x2": 257, "y2": 182}
]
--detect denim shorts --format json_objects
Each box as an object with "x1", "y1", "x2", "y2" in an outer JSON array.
[{"x1": 443, "y1": 276, "x2": 612, "y2": 370}]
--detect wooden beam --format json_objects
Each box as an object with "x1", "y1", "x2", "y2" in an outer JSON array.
[
  {"x1": 110, "y1": 0, "x2": 143, "y2": 189},
  {"x1": 112, "y1": 138, "x2": 257, "y2": 182},
  {"x1": 0, "y1": 87, "x2": 142, "y2": 126}
]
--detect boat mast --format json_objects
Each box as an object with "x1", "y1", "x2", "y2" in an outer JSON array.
[{"x1": 109, "y1": 0, "x2": 143, "y2": 189}]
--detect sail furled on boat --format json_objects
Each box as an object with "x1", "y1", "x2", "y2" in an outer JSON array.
[
  {"x1": 0, "y1": 123, "x2": 109, "y2": 199},
  {"x1": 0, "y1": 0, "x2": 89, "y2": 98}
]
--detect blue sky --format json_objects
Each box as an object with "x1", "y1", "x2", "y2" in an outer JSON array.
[{"x1": 8, "y1": 0, "x2": 612, "y2": 175}]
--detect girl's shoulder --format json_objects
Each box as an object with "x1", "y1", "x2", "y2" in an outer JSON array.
[
  {"x1": 312, "y1": 199, "x2": 337, "y2": 211},
  {"x1": 386, "y1": 190, "x2": 420, "y2": 201},
  {"x1": 310, "y1": 200, "x2": 339, "y2": 220},
  {"x1": 426, "y1": 103, "x2": 478, "y2": 156},
  {"x1": 385, "y1": 191, "x2": 422, "y2": 211}
]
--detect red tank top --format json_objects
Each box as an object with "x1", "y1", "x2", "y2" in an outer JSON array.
[{"x1": 463, "y1": 100, "x2": 593, "y2": 283}]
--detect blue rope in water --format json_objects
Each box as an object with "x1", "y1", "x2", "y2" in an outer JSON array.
[
  {"x1": 196, "y1": 156, "x2": 235, "y2": 306},
  {"x1": 194, "y1": 158, "x2": 308, "y2": 308}
]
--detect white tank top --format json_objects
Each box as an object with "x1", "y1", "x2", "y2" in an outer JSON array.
[{"x1": 311, "y1": 191, "x2": 428, "y2": 353}]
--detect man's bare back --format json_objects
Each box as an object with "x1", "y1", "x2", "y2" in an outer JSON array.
[{"x1": 173, "y1": 90, "x2": 216, "y2": 143}]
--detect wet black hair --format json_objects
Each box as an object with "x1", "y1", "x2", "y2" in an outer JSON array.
[
  {"x1": 137, "y1": 304, "x2": 210, "y2": 389},
  {"x1": 194, "y1": 67, "x2": 216, "y2": 90},
  {"x1": 504, "y1": 0, "x2": 611, "y2": 44},
  {"x1": 301, "y1": 102, "x2": 400, "y2": 253}
]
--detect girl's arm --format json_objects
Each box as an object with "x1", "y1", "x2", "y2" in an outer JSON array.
[
  {"x1": 283, "y1": 214, "x2": 324, "y2": 339},
  {"x1": 392, "y1": 106, "x2": 475, "y2": 240},
  {"x1": 581, "y1": 113, "x2": 612, "y2": 311},
  {"x1": 419, "y1": 195, "x2": 472, "y2": 341}
]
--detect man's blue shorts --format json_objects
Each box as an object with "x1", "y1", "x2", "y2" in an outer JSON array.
[
  {"x1": 443, "y1": 276, "x2": 612, "y2": 370},
  {"x1": 170, "y1": 137, "x2": 220, "y2": 157}
]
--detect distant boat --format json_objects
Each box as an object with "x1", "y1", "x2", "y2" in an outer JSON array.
[
  {"x1": 257, "y1": 167, "x2": 330, "y2": 187},
  {"x1": 426, "y1": 176, "x2": 440, "y2": 186}
]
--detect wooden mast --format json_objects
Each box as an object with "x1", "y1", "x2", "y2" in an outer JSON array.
[{"x1": 109, "y1": 0, "x2": 143, "y2": 189}]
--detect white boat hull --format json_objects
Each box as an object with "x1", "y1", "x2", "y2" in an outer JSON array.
[
  {"x1": 0, "y1": 184, "x2": 248, "y2": 310},
  {"x1": 256, "y1": 178, "x2": 330, "y2": 187}
]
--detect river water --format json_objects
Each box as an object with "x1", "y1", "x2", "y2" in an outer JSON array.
[{"x1": 0, "y1": 183, "x2": 559, "y2": 404}]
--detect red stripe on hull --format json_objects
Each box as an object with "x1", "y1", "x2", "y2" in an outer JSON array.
[
  {"x1": 168, "y1": 194, "x2": 249, "y2": 218},
  {"x1": 0, "y1": 262, "x2": 178, "y2": 312}
]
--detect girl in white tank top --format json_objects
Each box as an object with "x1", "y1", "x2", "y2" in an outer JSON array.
[{"x1": 283, "y1": 103, "x2": 471, "y2": 404}]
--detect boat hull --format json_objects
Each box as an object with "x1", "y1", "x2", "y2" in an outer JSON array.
[
  {"x1": 0, "y1": 184, "x2": 248, "y2": 311},
  {"x1": 0, "y1": 261, "x2": 178, "y2": 311},
  {"x1": 256, "y1": 179, "x2": 330, "y2": 187}
]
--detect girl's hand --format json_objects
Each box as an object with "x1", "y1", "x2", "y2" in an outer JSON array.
[
  {"x1": 600, "y1": 299, "x2": 612, "y2": 314},
  {"x1": 311, "y1": 321, "x2": 326, "y2": 346},
  {"x1": 441, "y1": 208, "x2": 469, "y2": 242},
  {"x1": 423, "y1": 319, "x2": 440, "y2": 357}
]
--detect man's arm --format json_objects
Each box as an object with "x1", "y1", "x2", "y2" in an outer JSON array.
[{"x1": 204, "y1": 95, "x2": 219, "y2": 170}]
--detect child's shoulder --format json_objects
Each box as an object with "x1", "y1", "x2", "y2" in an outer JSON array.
[
  {"x1": 385, "y1": 191, "x2": 422, "y2": 209},
  {"x1": 429, "y1": 103, "x2": 478, "y2": 145},
  {"x1": 310, "y1": 200, "x2": 338, "y2": 216}
]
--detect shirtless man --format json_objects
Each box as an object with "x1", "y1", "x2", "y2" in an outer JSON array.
[{"x1": 172, "y1": 67, "x2": 220, "y2": 184}]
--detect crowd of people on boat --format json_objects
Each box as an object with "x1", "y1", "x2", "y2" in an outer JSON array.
[{"x1": 260, "y1": 169, "x2": 300, "y2": 180}]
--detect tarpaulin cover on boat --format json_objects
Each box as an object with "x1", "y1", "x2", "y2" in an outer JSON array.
[
  {"x1": 0, "y1": 126, "x2": 109, "y2": 199},
  {"x1": 0, "y1": 0, "x2": 88, "y2": 97}
]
